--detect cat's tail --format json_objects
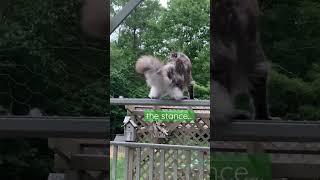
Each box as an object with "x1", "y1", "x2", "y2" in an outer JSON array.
[{"x1": 135, "y1": 55, "x2": 163, "y2": 74}]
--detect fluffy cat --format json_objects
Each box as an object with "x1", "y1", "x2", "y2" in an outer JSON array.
[{"x1": 135, "y1": 52, "x2": 194, "y2": 100}]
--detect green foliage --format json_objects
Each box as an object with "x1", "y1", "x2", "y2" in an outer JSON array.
[
  {"x1": 0, "y1": 0, "x2": 106, "y2": 179},
  {"x1": 0, "y1": 139, "x2": 53, "y2": 180},
  {"x1": 111, "y1": 0, "x2": 320, "y2": 123},
  {"x1": 110, "y1": 0, "x2": 210, "y2": 136},
  {"x1": 194, "y1": 82, "x2": 210, "y2": 100},
  {"x1": 1, "y1": 0, "x2": 106, "y2": 115},
  {"x1": 261, "y1": 0, "x2": 320, "y2": 78},
  {"x1": 111, "y1": 0, "x2": 210, "y2": 97},
  {"x1": 259, "y1": 0, "x2": 320, "y2": 120},
  {"x1": 268, "y1": 67, "x2": 320, "y2": 120}
]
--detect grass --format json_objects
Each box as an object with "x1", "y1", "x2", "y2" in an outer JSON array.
[{"x1": 110, "y1": 157, "x2": 125, "y2": 180}]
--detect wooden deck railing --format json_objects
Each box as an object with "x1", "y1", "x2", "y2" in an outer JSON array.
[
  {"x1": 110, "y1": 98, "x2": 320, "y2": 179},
  {"x1": 110, "y1": 141, "x2": 210, "y2": 180},
  {"x1": 0, "y1": 116, "x2": 108, "y2": 138}
]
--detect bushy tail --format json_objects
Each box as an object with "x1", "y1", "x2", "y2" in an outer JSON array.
[{"x1": 135, "y1": 55, "x2": 163, "y2": 74}]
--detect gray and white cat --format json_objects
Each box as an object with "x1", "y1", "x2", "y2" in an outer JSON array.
[{"x1": 135, "y1": 52, "x2": 194, "y2": 100}]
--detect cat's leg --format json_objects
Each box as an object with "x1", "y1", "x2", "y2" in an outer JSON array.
[
  {"x1": 188, "y1": 83, "x2": 194, "y2": 99},
  {"x1": 148, "y1": 86, "x2": 160, "y2": 99},
  {"x1": 169, "y1": 87, "x2": 184, "y2": 100}
]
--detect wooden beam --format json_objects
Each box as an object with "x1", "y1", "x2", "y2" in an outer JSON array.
[
  {"x1": 272, "y1": 162, "x2": 320, "y2": 178},
  {"x1": 70, "y1": 154, "x2": 108, "y2": 171},
  {"x1": 214, "y1": 120, "x2": 320, "y2": 142},
  {"x1": 210, "y1": 141, "x2": 320, "y2": 154},
  {"x1": 111, "y1": 141, "x2": 209, "y2": 151},
  {"x1": 0, "y1": 116, "x2": 108, "y2": 138},
  {"x1": 110, "y1": 0, "x2": 144, "y2": 33},
  {"x1": 110, "y1": 98, "x2": 210, "y2": 106}
]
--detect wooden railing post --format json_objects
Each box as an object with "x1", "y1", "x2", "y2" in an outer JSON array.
[{"x1": 111, "y1": 145, "x2": 118, "y2": 180}]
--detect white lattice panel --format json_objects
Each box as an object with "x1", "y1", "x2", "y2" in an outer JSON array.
[
  {"x1": 126, "y1": 105, "x2": 210, "y2": 146},
  {"x1": 126, "y1": 147, "x2": 210, "y2": 180}
]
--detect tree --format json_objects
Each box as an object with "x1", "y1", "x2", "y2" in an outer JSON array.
[
  {"x1": 110, "y1": 0, "x2": 210, "y2": 138},
  {"x1": 0, "y1": 0, "x2": 107, "y2": 178},
  {"x1": 260, "y1": 0, "x2": 320, "y2": 120}
]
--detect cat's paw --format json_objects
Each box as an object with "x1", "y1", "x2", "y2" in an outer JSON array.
[
  {"x1": 148, "y1": 87, "x2": 160, "y2": 99},
  {"x1": 169, "y1": 87, "x2": 184, "y2": 100},
  {"x1": 148, "y1": 94, "x2": 159, "y2": 99},
  {"x1": 174, "y1": 97, "x2": 183, "y2": 100},
  {"x1": 173, "y1": 95, "x2": 184, "y2": 100}
]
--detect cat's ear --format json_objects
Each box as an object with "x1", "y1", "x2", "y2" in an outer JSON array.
[{"x1": 171, "y1": 52, "x2": 178, "y2": 58}]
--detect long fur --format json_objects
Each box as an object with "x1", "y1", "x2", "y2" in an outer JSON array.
[{"x1": 135, "y1": 52, "x2": 193, "y2": 100}]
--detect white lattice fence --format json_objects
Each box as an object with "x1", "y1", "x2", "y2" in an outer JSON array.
[
  {"x1": 126, "y1": 105, "x2": 210, "y2": 146},
  {"x1": 116, "y1": 105, "x2": 210, "y2": 179},
  {"x1": 111, "y1": 142, "x2": 210, "y2": 180}
]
